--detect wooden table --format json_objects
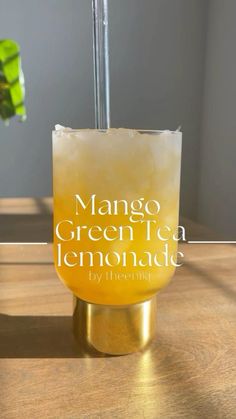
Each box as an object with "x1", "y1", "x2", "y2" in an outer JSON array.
[{"x1": 0, "y1": 198, "x2": 235, "y2": 419}]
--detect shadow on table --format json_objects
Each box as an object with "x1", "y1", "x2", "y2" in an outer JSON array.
[
  {"x1": 0, "y1": 314, "x2": 75, "y2": 358},
  {"x1": 0, "y1": 314, "x2": 222, "y2": 419},
  {"x1": 0, "y1": 214, "x2": 52, "y2": 243},
  {"x1": 0, "y1": 197, "x2": 52, "y2": 242},
  {"x1": 0, "y1": 313, "x2": 108, "y2": 358},
  {"x1": 1, "y1": 257, "x2": 236, "y2": 358},
  {"x1": 183, "y1": 260, "x2": 236, "y2": 302}
]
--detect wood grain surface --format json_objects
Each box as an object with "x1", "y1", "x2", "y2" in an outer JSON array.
[{"x1": 0, "y1": 198, "x2": 235, "y2": 419}]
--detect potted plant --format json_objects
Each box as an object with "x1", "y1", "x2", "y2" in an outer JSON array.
[{"x1": 0, "y1": 39, "x2": 26, "y2": 123}]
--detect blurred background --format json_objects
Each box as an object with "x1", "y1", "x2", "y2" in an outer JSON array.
[{"x1": 0, "y1": 0, "x2": 235, "y2": 237}]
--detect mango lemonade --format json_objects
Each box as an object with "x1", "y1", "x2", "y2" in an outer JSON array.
[{"x1": 53, "y1": 128, "x2": 182, "y2": 305}]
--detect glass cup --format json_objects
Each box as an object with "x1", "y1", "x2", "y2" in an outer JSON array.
[{"x1": 53, "y1": 127, "x2": 182, "y2": 354}]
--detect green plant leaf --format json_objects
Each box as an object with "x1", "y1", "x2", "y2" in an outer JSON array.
[{"x1": 0, "y1": 39, "x2": 26, "y2": 122}]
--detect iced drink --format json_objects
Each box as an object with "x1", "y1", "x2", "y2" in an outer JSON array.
[{"x1": 53, "y1": 128, "x2": 182, "y2": 305}]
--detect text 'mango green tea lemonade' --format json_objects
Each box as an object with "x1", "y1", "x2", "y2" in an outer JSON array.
[{"x1": 53, "y1": 126, "x2": 182, "y2": 354}]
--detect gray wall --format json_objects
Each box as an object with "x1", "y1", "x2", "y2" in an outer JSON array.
[
  {"x1": 0, "y1": 1, "x2": 208, "y2": 220},
  {"x1": 198, "y1": 0, "x2": 236, "y2": 237},
  {"x1": 0, "y1": 0, "x2": 94, "y2": 196}
]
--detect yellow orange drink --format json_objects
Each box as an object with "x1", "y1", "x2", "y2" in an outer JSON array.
[{"x1": 53, "y1": 128, "x2": 182, "y2": 306}]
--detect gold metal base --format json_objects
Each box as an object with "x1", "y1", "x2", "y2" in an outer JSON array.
[{"x1": 73, "y1": 296, "x2": 157, "y2": 355}]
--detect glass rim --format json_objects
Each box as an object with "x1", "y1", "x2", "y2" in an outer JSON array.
[{"x1": 52, "y1": 128, "x2": 182, "y2": 135}]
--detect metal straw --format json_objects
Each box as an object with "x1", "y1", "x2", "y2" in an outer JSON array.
[{"x1": 92, "y1": 0, "x2": 110, "y2": 129}]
